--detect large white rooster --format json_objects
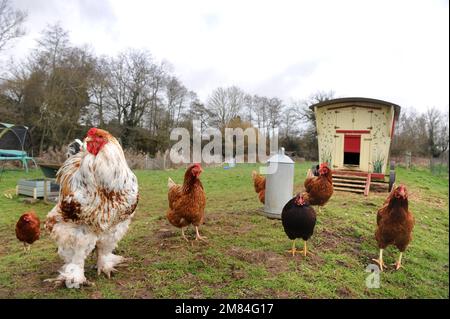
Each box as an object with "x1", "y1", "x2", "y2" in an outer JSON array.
[{"x1": 44, "y1": 128, "x2": 139, "y2": 288}]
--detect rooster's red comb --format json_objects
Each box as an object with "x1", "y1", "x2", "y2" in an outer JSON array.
[{"x1": 87, "y1": 128, "x2": 98, "y2": 136}]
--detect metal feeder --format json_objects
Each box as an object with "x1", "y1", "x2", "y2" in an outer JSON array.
[{"x1": 263, "y1": 147, "x2": 295, "y2": 219}]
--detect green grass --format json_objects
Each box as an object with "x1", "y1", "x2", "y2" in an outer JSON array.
[{"x1": 0, "y1": 163, "x2": 448, "y2": 298}]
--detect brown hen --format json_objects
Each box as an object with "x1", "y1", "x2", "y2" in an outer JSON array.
[
  {"x1": 16, "y1": 211, "x2": 40, "y2": 252},
  {"x1": 251, "y1": 170, "x2": 265, "y2": 204},
  {"x1": 167, "y1": 163, "x2": 207, "y2": 242},
  {"x1": 303, "y1": 162, "x2": 333, "y2": 212},
  {"x1": 373, "y1": 184, "x2": 414, "y2": 271}
]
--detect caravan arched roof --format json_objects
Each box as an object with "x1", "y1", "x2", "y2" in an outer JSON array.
[{"x1": 309, "y1": 97, "x2": 401, "y2": 120}]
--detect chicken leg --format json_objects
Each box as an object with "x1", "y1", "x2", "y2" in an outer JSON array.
[
  {"x1": 392, "y1": 252, "x2": 403, "y2": 270},
  {"x1": 288, "y1": 240, "x2": 312, "y2": 257},
  {"x1": 23, "y1": 243, "x2": 30, "y2": 253},
  {"x1": 298, "y1": 241, "x2": 313, "y2": 257},
  {"x1": 372, "y1": 249, "x2": 386, "y2": 271},
  {"x1": 287, "y1": 240, "x2": 297, "y2": 256},
  {"x1": 195, "y1": 226, "x2": 207, "y2": 242},
  {"x1": 181, "y1": 227, "x2": 189, "y2": 242}
]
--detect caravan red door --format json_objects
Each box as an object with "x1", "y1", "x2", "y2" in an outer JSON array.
[
  {"x1": 343, "y1": 134, "x2": 361, "y2": 165},
  {"x1": 344, "y1": 135, "x2": 361, "y2": 153}
]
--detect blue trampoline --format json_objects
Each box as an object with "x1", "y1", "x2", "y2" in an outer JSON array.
[{"x1": 0, "y1": 123, "x2": 37, "y2": 172}]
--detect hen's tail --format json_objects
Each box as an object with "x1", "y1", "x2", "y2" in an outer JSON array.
[
  {"x1": 252, "y1": 170, "x2": 265, "y2": 194},
  {"x1": 168, "y1": 177, "x2": 176, "y2": 189}
]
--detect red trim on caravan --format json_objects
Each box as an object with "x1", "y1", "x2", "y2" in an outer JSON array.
[{"x1": 336, "y1": 130, "x2": 370, "y2": 134}]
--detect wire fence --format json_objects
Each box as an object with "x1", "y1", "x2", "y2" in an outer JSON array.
[
  {"x1": 392, "y1": 151, "x2": 449, "y2": 177},
  {"x1": 430, "y1": 152, "x2": 449, "y2": 177}
]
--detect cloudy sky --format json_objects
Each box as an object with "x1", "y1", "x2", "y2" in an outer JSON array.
[{"x1": 6, "y1": 0, "x2": 450, "y2": 111}]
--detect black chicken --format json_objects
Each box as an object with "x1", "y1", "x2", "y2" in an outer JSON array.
[
  {"x1": 66, "y1": 139, "x2": 83, "y2": 158},
  {"x1": 312, "y1": 164, "x2": 320, "y2": 177},
  {"x1": 281, "y1": 193, "x2": 317, "y2": 257}
]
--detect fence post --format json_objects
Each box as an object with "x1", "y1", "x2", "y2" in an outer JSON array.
[
  {"x1": 430, "y1": 156, "x2": 435, "y2": 175},
  {"x1": 405, "y1": 151, "x2": 411, "y2": 169},
  {"x1": 163, "y1": 150, "x2": 166, "y2": 170}
]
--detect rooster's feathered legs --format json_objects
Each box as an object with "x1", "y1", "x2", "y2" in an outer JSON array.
[
  {"x1": 96, "y1": 219, "x2": 132, "y2": 279},
  {"x1": 44, "y1": 223, "x2": 97, "y2": 288}
]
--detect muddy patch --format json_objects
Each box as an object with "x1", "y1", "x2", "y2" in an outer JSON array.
[
  {"x1": 337, "y1": 286, "x2": 355, "y2": 298},
  {"x1": 156, "y1": 228, "x2": 177, "y2": 239},
  {"x1": 315, "y1": 227, "x2": 364, "y2": 256},
  {"x1": 227, "y1": 247, "x2": 289, "y2": 275}
]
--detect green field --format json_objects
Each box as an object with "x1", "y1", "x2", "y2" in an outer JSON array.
[{"x1": 0, "y1": 163, "x2": 448, "y2": 298}]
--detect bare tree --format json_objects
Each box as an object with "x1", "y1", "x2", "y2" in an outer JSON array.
[
  {"x1": 34, "y1": 23, "x2": 69, "y2": 71},
  {"x1": 106, "y1": 49, "x2": 157, "y2": 128},
  {"x1": 253, "y1": 95, "x2": 268, "y2": 130},
  {"x1": 145, "y1": 60, "x2": 170, "y2": 135},
  {"x1": 436, "y1": 111, "x2": 449, "y2": 156},
  {"x1": 88, "y1": 56, "x2": 110, "y2": 126},
  {"x1": 425, "y1": 107, "x2": 449, "y2": 157},
  {"x1": 293, "y1": 90, "x2": 335, "y2": 123},
  {"x1": 283, "y1": 90, "x2": 335, "y2": 161},
  {"x1": 161, "y1": 77, "x2": 185, "y2": 129},
  {"x1": 392, "y1": 107, "x2": 428, "y2": 156},
  {"x1": 267, "y1": 97, "x2": 283, "y2": 130},
  {"x1": 5, "y1": 24, "x2": 95, "y2": 152},
  {"x1": 29, "y1": 24, "x2": 96, "y2": 151},
  {"x1": 0, "y1": 0, "x2": 27, "y2": 51},
  {"x1": 207, "y1": 86, "x2": 245, "y2": 128},
  {"x1": 184, "y1": 100, "x2": 210, "y2": 134},
  {"x1": 242, "y1": 94, "x2": 254, "y2": 124},
  {"x1": 281, "y1": 106, "x2": 300, "y2": 138}
]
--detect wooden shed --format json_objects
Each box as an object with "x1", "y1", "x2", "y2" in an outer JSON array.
[{"x1": 310, "y1": 97, "x2": 401, "y2": 195}]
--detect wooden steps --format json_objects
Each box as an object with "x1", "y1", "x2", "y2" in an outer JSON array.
[
  {"x1": 333, "y1": 186, "x2": 365, "y2": 193},
  {"x1": 333, "y1": 182, "x2": 365, "y2": 188},
  {"x1": 332, "y1": 172, "x2": 371, "y2": 196}
]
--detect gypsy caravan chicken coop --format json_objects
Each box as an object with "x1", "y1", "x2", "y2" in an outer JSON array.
[{"x1": 310, "y1": 97, "x2": 401, "y2": 195}]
